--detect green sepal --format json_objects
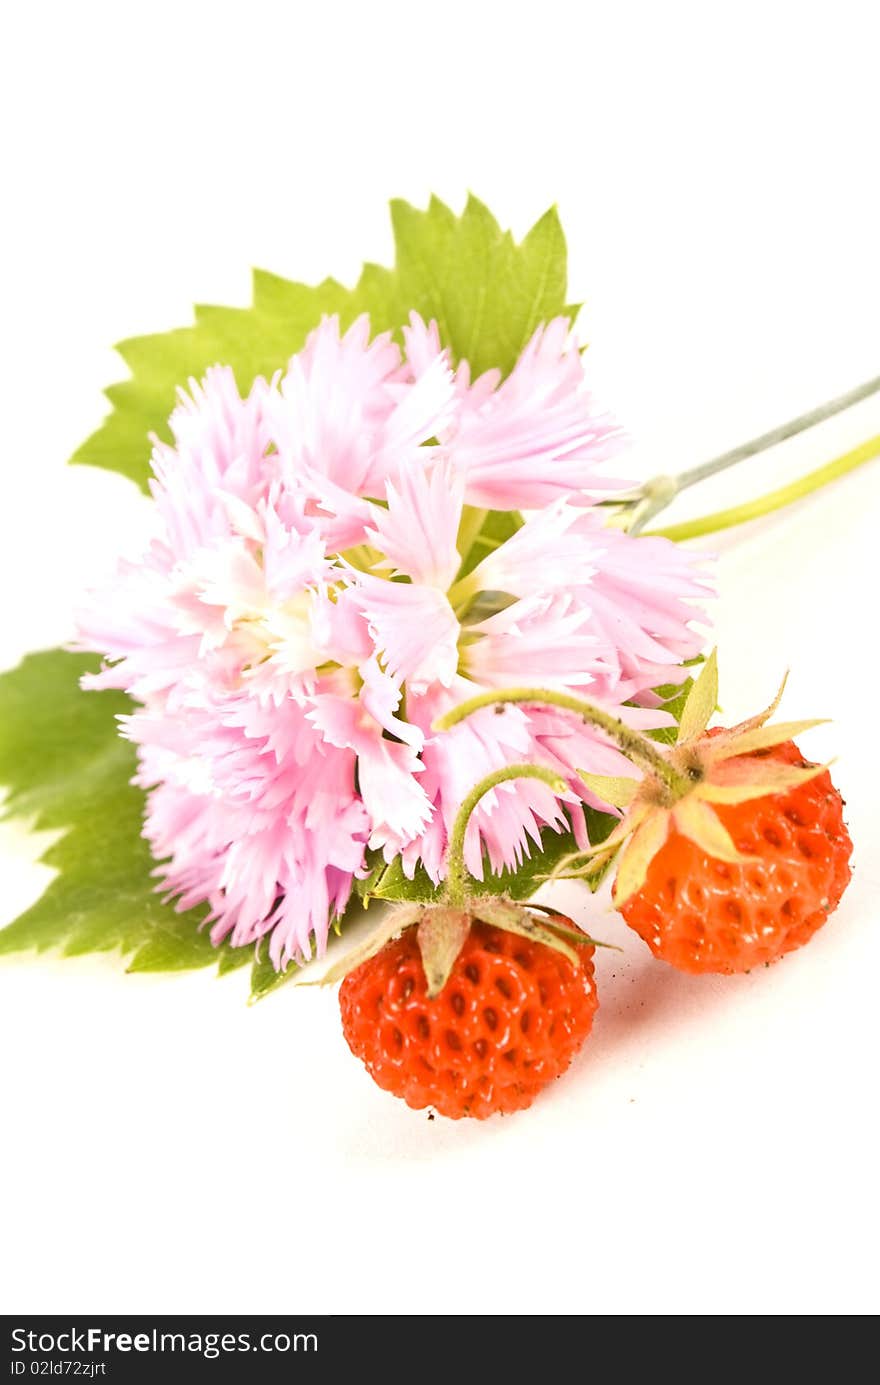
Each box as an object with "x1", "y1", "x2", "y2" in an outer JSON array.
[
  {"x1": 417, "y1": 907, "x2": 472, "y2": 998},
  {"x1": 576, "y1": 772, "x2": 639, "y2": 810},
  {"x1": 522, "y1": 902, "x2": 619, "y2": 950},
  {"x1": 710, "y1": 718, "x2": 829, "y2": 760},
  {"x1": 648, "y1": 657, "x2": 704, "y2": 745},
  {"x1": 472, "y1": 899, "x2": 579, "y2": 966},
  {"x1": 312, "y1": 902, "x2": 423, "y2": 989},
  {"x1": 676, "y1": 647, "x2": 718, "y2": 743}
]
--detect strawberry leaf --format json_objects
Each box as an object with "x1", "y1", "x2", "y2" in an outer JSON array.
[
  {"x1": 73, "y1": 195, "x2": 574, "y2": 491},
  {"x1": 0, "y1": 651, "x2": 210, "y2": 964},
  {"x1": 247, "y1": 947, "x2": 299, "y2": 1004},
  {"x1": 0, "y1": 649, "x2": 277, "y2": 997},
  {"x1": 370, "y1": 804, "x2": 620, "y2": 906}
]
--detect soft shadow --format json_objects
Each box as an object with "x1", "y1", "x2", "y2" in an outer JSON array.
[
  {"x1": 333, "y1": 907, "x2": 784, "y2": 1160},
  {"x1": 336, "y1": 1075, "x2": 531, "y2": 1165},
  {"x1": 588, "y1": 947, "x2": 715, "y2": 1054}
]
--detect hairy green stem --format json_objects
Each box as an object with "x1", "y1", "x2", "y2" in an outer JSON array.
[
  {"x1": 436, "y1": 688, "x2": 691, "y2": 797},
  {"x1": 646, "y1": 433, "x2": 880, "y2": 543},
  {"x1": 444, "y1": 763, "x2": 567, "y2": 907}
]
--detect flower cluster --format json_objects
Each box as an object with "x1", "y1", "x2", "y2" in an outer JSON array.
[{"x1": 78, "y1": 313, "x2": 709, "y2": 968}]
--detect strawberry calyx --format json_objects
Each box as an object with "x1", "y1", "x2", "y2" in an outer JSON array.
[
  {"x1": 321, "y1": 896, "x2": 603, "y2": 998},
  {"x1": 565, "y1": 650, "x2": 833, "y2": 905}
]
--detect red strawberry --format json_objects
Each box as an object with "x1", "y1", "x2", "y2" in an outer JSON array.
[
  {"x1": 619, "y1": 739, "x2": 852, "y2": 973},
  {"x1": 562, "y1": 655, "x2": 854, "y2": 975},
  {"x1": 335, "y1": 902, "x2": 598, "y2": 1120}
]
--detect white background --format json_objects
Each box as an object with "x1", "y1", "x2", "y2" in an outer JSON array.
[{"x1": 1, "y1": 1, "x2": 878, "y2": 1317}]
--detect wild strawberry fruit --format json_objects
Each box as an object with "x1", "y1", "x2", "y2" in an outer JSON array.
[
  {"x1": 572, "y1": 652, "x2": 853, "y2": 974},
  {"x1": 619, "y1": 738, "x2": 852, "y2": 972},
  {"x1": 330, "y1": 900, "x2": 598, "y2": 1120}
]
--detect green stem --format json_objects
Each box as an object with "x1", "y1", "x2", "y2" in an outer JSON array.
[
  {"x1": 448, "y1": 568, "x2": 480, "y2": 615},
  {"x1": 645, "y1": 433, "x2": 880, "y2": 543},
  {"x1": 444, "y1": 764, "x2": 567, "y2": 907},
  {"x1": 456, "y1": 505, "x2": 489, "y2": 567},
  {"x1": 436, "y1": 687, "x2": 691, "y2": 797}
]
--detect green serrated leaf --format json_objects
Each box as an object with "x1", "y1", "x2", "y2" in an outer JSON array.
[
  {"x1": 73, "y1": 196, "x2": 575, "y2": 491},
  {"x1": 0, "y1": 650, "x2": 379, "y2": 998},
  {"x1": 75, "y1": 280, "x2": 355, "y2": 488},
  {"x1": 0, "y1": 649, "x2": 244, "y2": 974},
  {"x1": 372, "y1": 805, "x2": 619, "y2": 906},
  {"x1": 371, "y1": 856, "x2": 441, "y2": 905},
  {"x1": 216, "y1": 946, "x2": 254, "y2": 977},
  {"x1": 248, "y1": 947, "x2": 299, "y2": 1004}
]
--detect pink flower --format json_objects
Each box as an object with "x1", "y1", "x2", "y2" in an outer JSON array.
[
  {"x1": 445, "y1": 317, "x2": 625, "y2": 509},
  {"x1": 78, "y1": 313, "x2": 710, "y2": 967},
  {"x1": 133, "y1": 696, "x2": 369, "y2": 969}
]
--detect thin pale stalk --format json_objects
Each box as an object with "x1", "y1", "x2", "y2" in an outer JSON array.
[
  {"x1": 646, "y1": 434, "x2": 880, "y2": 543},
  {"x1": 677, "y1": 375, "x2": 880, "y2": 491},
  {"x1": 615, "y1": 374, "x2": 880, "y2": 533}
]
